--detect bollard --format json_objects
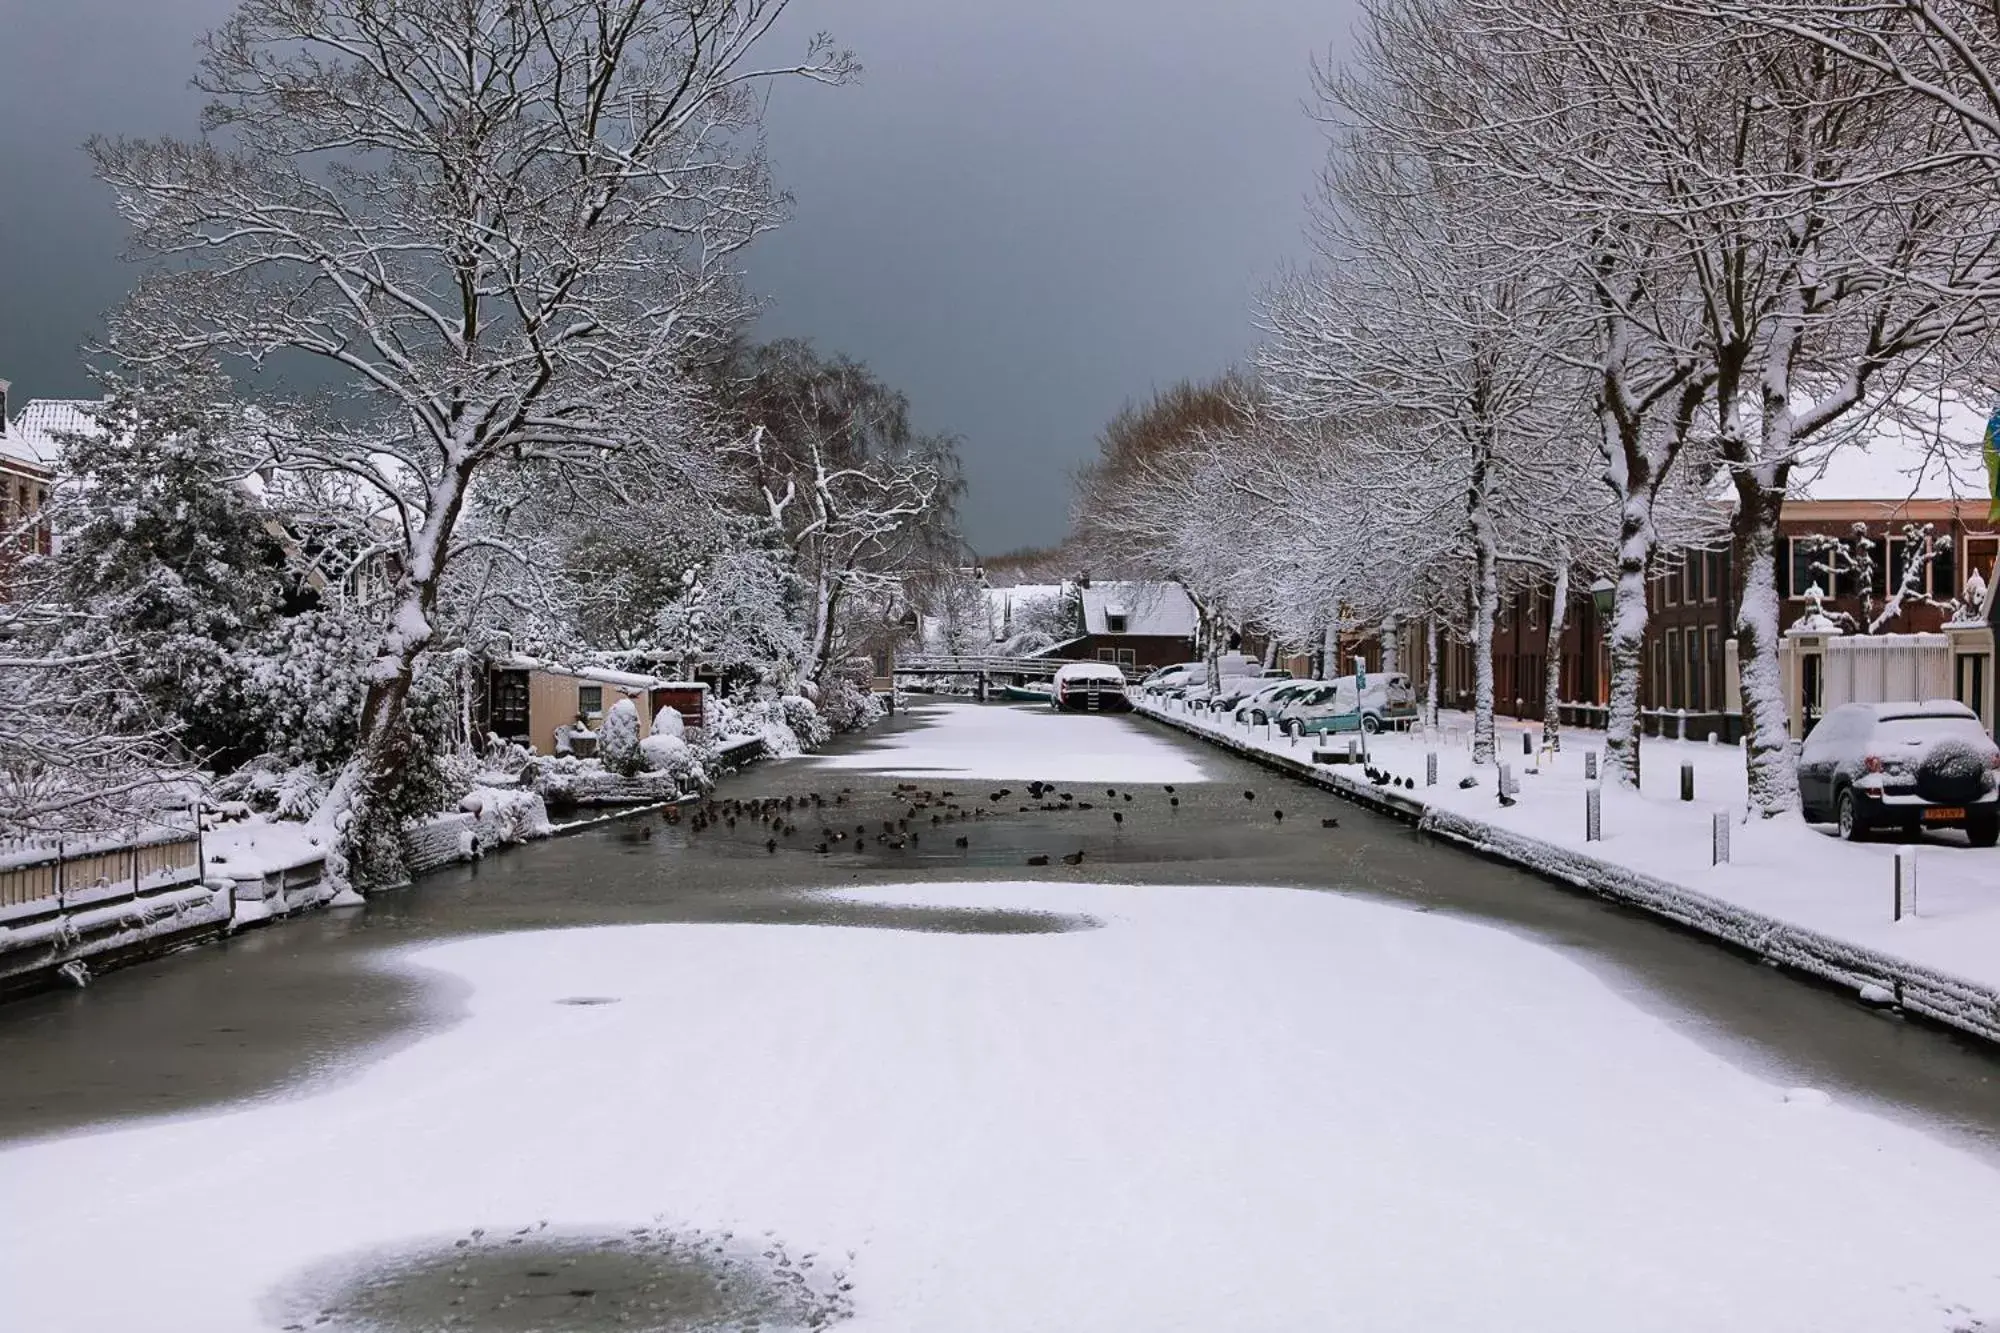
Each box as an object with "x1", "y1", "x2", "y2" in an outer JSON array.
[
  {"x1": 1680, "y1": 763, "x2": 1695, "y2": 802},
  {"x1": 1711, "y1": 809, "x2": 1730, "y2": 865},
  {"x1": 1584, "y1": 751, "x2": 1598, "y2": 781},
  {"x1": 1499, "y1": 763, "x2": 1515, "y2": 798},
  {"x1": 1586, "y1": 785, "x2": 1601, "y2": 841},
  {"x1": 1347, "y1": 738, "x2": 1359, "y2": 765},
  {"x1": 1523, "y1": 731, "x2": 1534, "y2": 756},
  {"x1": 1894, "y1": 848, "x2": 1918, "y2": 921},
  {"x1": 1426, "y1": 752, "x2": 1438, "y2": 787}
]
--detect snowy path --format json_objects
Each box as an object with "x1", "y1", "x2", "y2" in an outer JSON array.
[{"x1": 4, "y1": 880, "x2": 1999, "y2": 1331}]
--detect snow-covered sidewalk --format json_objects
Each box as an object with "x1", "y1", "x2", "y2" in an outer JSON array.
[{"x1": 1140, "y1": 699, "x2": 2000, "y2": 1039}]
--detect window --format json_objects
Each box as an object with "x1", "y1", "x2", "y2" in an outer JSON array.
[
  {"x1": 1685, "y1": 628, "x2": 1704, "y2": 712},
  {"x1": 1964, "y1": 535, "x2": 1998, "y2": 599},
  {"x1": 1116, "y1": 648, "x2": 1136, "y2": 667},
  {"x1": 1664, "y1": 567, "x2": 1679, "y2": 606},
  {"x1": 1666, "y1": 629, "x2": 1682, "y2": 710},
  {"x1": 1707, "y1": 627, "x2": 1723, "y2": 712},
  {"x1": 1097, "y1": 648, "x2": 1115, "y2": 662},
  {"x1": 1105, "y1": 613, "x2": 1128, "y2": 633},
  {"x1": 1788, "y1": 537, "x2": 1838, "y2": 600},
  {"x1": 577, "y1": 684, "x2": 604, "y2": 717},
  {"x1": 1682, "y1": 558, "x2": 1699, "y2": 605},
  {"x1": 1703, "y1": 551, "x2": 1721, "y2": 604},
  {"x1": 1651, "y1": 639, "x2": 1666, "y2": 709}
]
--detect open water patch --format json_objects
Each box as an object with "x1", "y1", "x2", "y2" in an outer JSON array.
[{"x1": 268, "y1": 1224, "x2": 853, "y2": 1332}]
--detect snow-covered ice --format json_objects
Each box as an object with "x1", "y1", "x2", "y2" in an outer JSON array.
[
  {"x1": 3, "y1": 880, "x2": 1998, "y2": 1331},
  {"x1": 807, "y1": 700, "x2": 1210, "y2": 784}
]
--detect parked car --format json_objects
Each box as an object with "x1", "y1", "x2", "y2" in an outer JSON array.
[
  {"x1": 1275, "y1": 673, "x2": 1419, "y2": 736},
  {"x1": 1051, "y1": 661, "x2": 1133, "y2": 713},
  {"x1": 1797, "y1": 700, "x2": 2000, "y2": 845},
  {"x1": 1205, "y1": 669, "x2": 1295, "y2": 713},
  {"x1": 1140, "y1": 662, "x2": 1205, "y2": 696},
  {"x1": 1234, "y1": 679, "x2": 1320, "y2": 725}
]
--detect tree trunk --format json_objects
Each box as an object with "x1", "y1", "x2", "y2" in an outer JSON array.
[
  {"x1": 1603, "y1": 492, "x2": 1655, "y2": 787},
  {"x1": 1468, "y1": 483, "x2": 1499, "y2": 766},
  {"x1": 1424, "y1": 616, "x2": 1440, "y2": 727},
  {"x1": 1542, "y1": 554, "x2": 1570, "y2": 752},
  {"x1": 1381, "y1": 616, "x2": 1400, "y2": 674},
  {"x1": 1322, "y1": 619, "x2": 1338, "y2": 682},
  {"x1": 1731, "y1": 478, "x2": 1801, "y2": 817}
]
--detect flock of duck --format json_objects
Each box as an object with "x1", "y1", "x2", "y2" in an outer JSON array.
[{"x1": 639, "y1": 778, "x2": 1338, "y2": 865}]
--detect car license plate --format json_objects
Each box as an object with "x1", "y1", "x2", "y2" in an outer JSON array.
[{"x1": 1923, "y1": 807, "x2": 1965, "y2": 822}]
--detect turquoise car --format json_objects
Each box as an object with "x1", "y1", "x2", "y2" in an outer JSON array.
[{"x1": 1274, "y1": 673, "x2": 1418, "y2": 736}]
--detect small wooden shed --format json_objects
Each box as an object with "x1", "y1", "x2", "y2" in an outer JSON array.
[{"x1": 483, "y1": 657, "x2": 709, "y2": 756}]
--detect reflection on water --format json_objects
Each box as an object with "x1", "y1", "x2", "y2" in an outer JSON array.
[{"x1": 268, "y1": 1226, "x2": 853, "y2": 1333}]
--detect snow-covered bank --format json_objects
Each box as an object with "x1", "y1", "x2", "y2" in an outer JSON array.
[
  {"x1": 4, "y1": 880, "x2": 1999, "y2": 1331},
  {"x1": 1139, "y1": 699, "x2": 2000, "y2": 1042}
]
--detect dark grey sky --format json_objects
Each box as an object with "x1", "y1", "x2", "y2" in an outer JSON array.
[{"x1": 0, "y1": 0, "x2": 1350, "y2": 551}]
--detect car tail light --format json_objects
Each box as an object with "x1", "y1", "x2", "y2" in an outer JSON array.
[{"x1": 1863, "y1": 755, "x2": 1884, "y2": 774}]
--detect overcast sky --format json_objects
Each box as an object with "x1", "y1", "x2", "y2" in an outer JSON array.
[{"x1": 0, "y1": 0, "x2": 1351, "y2": 551}]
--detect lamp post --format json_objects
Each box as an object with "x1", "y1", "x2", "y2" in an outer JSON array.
[{"x1": 1589, "y1": 578, "x2": 1616, "y2": 708}]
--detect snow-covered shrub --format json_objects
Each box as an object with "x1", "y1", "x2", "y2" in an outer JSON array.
[
  {"x1": 819, "y1": 676, "x2": 883, "y2": 734},
  {"x1": 210, "y1": 756, "x2": 326, "y2": 819},
  {"x1": 650, "y1": 707, "x2": 685, "y2": 740},
  {"x1": 459, "y1": 786, "x2": 553, "y2": 845},
  {"x1": 640, "y1": 734, "x2": 704, "y2": 786},
  {"x1": 599, "y1": 698, "x2": 643, "y2": 776},
  {"x1": 780, "y1": 693, "x2": 831, "y2": 750}
]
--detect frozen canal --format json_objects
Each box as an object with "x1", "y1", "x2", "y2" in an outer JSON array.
[{"x1": 4, "y1": 701, "x2": 2000, "y2": 1331}]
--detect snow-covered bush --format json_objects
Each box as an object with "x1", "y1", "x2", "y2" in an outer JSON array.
[
  {"x1": 459, "y1": 786, "x2": 553, "y2": 845},
  {"x1": 599, "y1": 698, "x2": 643, "y2": 776},
  {"x1": 780, "y1": 693, "x2": 831, "y2": 750},
  {"x1": 640, "y1": 734, "x2": 705, "y2": 786},
  {"x1": 209, "y1": 757, "x2": 327, "y2": 820},
  {"x1": 650, "y1": 707, "x2": 685, "y2": 740},
  {"x1": 820, "y1": 676, "x2": 884, "y2": 734}
]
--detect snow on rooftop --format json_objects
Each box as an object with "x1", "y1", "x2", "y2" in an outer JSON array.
[
  {"x1": 1079, "y1": 581, "x2": 1198, "y2": 638},
  {"x1": 1788, "y1": 395, "x2": 1992, "y2": 504},
  {"x1": 2, "y1": 397, "x2": 102, "y2": 471}
]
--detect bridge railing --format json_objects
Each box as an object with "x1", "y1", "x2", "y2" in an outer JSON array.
[{"x1": 893, "y1": 655, "x2": 1150, "y2": 683}]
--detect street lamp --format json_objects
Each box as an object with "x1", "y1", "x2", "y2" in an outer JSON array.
[{"x1": 1590, "y1": 577, "x2": 1616, "y2": 619}]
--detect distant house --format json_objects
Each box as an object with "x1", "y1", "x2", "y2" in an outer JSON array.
[
  {"x1": 1053, "y1": 580, "x2": 1200, "y2": 672},
  {"x1": 0, "y1": 387, "x2": 64, "y2": 577}
]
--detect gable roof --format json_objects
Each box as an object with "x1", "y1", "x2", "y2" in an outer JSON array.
[
  {"x1": 1079, "y1": 581, "x2": 1198, "y2": 638},
  {"x1": 3, "y1": 398, "x2": 103, "y2": 472}
]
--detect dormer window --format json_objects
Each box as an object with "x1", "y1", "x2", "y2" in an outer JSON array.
[{"x1": 1106, "y1": 613, "x2": 1128, "y2": 633}]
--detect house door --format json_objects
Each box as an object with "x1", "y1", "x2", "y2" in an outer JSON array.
[{"x1": 490, "y1": 670, "x2": 531, "y2": 739}]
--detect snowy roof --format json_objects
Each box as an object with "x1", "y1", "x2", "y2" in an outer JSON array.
[
  {"x1": 1787, "y1": 396, "x2": 1992, "y2": 504},
  {"x1": 1079, "y1": 581, "x2": 1199, "y2": 638},
  {"x1": 2, "y1": 397, "x2": 102, "y2": 471},
  {"x1": 496, "y1": 655, "x2": 696, "y2": 691}
]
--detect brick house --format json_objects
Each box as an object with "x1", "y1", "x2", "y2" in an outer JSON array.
[
  {"x1": 1427, "y1": 415, "x2": 1997, "y2": 740},
  {"x1": 0, "y1": 383, "x2": 60, "y2": 598}
]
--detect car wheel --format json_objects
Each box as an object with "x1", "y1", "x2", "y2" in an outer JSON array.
[
  {"x1": 1360, "y1": 713, "x2": 1382, "y2": 735},
  {"x1": 1967, "y1": 810, "x2": 1999, "y2": 849},
  {"x1": 1836, "y1": 788, "x2": 1869, "y2": 842},
  {"x1": 1285, "y1": 720, "x2": 1304, "y2": 739}
]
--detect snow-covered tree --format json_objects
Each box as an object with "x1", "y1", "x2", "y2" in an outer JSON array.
[{"x1": 88, "y1": 0, "x2": 854, "y2": 883}]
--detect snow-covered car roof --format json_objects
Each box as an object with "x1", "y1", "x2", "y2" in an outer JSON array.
[
  {"x1": 1053, "y1": 661, "x2": 1129, "y2": 684},
  {"x1": 1831, "y1": 700, "x2": 1980, "y2": 722}
]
